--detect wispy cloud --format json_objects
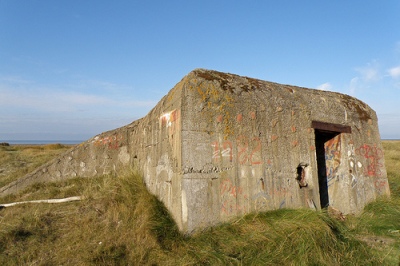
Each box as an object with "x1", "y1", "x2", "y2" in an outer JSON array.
[
  {"x1": 346, "y1": 41, "x2": 400, "y2": 139},
  {"x1": 0, "y1": 76, "x2": 33, "y2": 84},
  {"x1": 349, "y1": 60, "x2": 385, "y2": 96},
  {"x1": 354, "y1": 60, "x2": 381, "y2": 82},
  {"x1": 349, "y1": 77, "x2": 359, "y2": 95},
  {"x1": 388, "y1": 66, "x2": 400, "y2": 79},
  {"x1": 0, "y1": 77, "x2": 156, "y2": 113},
  {"x1": 73, "y1": 79, "x2": 121, "y2": 92},
  {"x1": 0, "y1": 86, "x2": 109, "y2": 112},
  {"x1": 316, "y1": 82, "x2": 332, "y2": 91},
  {"x1": 0, "y1": 76, "x2": 158, "y2": 140}
]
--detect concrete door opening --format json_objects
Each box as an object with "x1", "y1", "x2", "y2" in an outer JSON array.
[
  {"x1": 312, "y1": 121, "x2": 352, "y2": 209},
  {"x1": 315, "y1": 130, "x2": 340, "y2": 208}
]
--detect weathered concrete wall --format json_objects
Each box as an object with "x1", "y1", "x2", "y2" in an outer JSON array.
[
  {"x1": 179, "y1": 70, "x2": 389, "y2": 231},
  {"x1": 0, "y1": 69, "x2": 390, "y2": 233}
]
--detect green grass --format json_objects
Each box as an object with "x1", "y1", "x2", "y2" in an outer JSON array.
[
  {"x1": 0, "y1": 141, "x2": 399, "y2": 265},
  {"x1": 383, "y1": 141, "x2": 400, "y2": 198},
  {"x1": 0, "y1": 144, "x2": 71, "y2": 188}
]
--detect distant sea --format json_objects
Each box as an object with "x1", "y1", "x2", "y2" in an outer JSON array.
[{"x1": 2, "y1": 140, "x2": 84, "y2": 145}]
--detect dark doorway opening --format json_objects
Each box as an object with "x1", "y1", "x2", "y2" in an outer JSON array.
[
  {"x1": 314, "y1": 130, "x2": 339, "y2": 208},
  {"x1": 312, "y1": 121, "x2": 351, "y2": 209}
]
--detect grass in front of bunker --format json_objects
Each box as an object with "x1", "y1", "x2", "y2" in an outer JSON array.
[
  {"x1": 0, "y1": 173, "x2": 181, "y2": 265},
  {"x1": 0, "y1": 143, "x2": 71, "y2": 188},
  {"x1": 0, "y1": 142, "x2": 399, "y2": 265},
  {"x1": 383, "y1": 140, "x2": 400, "y2": 197}
]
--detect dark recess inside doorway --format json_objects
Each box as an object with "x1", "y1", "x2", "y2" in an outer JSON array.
[{"x1": 312, "y1": 121, "x2": 351, "y2": 209}]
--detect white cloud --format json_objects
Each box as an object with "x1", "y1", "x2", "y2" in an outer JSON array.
[
  {"x1": 0, "y1": 75, "x2": 33, "y2": 84},
  {"x1": 0, "y1": 86, "x2": 108, "y2": 112},
  {"x1": 388, "y1": 66, "x2": 400, "y2": 79},
  {"x1": 60, "y1": 92, "x2": 111, "y2": 105},
  {"x1": 347, "y1": 47, "x2": 400, "y2": 138},
  {"x1": 355, "y1": 61, "x2": 381, "y2": 82},
  {"x1": 0, "y1": 77, "x2": 157, "y2": 140},
  {"x1": 348, "y1": 61, "x2": 386, "y2": 96},
  {"x1": 316, "y1": 82, "x2": 332, "y2": 91},
  {"x1": 349, "y1": 77, "x2": 359, "y2": 96},
  {"x1": 0, "y1": 78, "x2": 156, "y2": 113}
]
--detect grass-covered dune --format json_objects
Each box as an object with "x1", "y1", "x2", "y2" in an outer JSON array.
[{"x1": 0, "y1": 141, "x2": 399, "y2": 265}]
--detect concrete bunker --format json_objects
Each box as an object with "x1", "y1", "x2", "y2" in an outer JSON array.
[{"x1": 0, "y1": 69, "x2": 390, "y2": 233}]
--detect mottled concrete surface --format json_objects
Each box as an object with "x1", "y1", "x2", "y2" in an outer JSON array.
[{"x1": 0, "y1": 69, "x2": 390, "y2": 233}]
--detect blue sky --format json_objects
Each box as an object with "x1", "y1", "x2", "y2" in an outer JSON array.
[{"x1": 1, "y1": 1, "x2": 399, "y2": 141}]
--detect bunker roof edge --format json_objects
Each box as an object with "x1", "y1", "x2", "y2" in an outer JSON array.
[{"x1": 186, "y1": 68, "x2": 375, "y2": 122}]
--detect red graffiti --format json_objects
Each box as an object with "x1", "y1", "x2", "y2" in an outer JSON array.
[
  {"x1": 236, "y1": 135, "x2": 262, "y2": 165},
  {"x1": 220, "y1": 179, "x2": 243, "y2": 197},
  {"x1": 93, "y1": 135, "x2": 122, "y2": 150},
  {"x1": 355, "y1": 144, "x2": 384, "y2": 177},
  {"x1": 212, "y1": 135, "x2": 261, "y2": 165},
  {"x1": 220, "y1": 178, "x2": 248, "y2": 215},
  {"x1": 236, "y1": 135, "x2": 248, "y2": 165},
  {"x1": 374, "y1": 179, "x2": 387, "y2": 189}
]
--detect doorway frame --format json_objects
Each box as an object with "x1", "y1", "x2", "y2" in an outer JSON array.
[{"x1": 312, "y1": 121, "x2": 351, "y2": 209}]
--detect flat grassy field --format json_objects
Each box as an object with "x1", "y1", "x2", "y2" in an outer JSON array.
[
  {"x1": 0, "y1": 144, "x2": 71, "y2": 188},
  {"x1": 0, "y1": 141, "x2": 399, "y2": 265}
]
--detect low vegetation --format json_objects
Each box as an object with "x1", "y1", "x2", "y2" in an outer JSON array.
[
  {"x1": 0, "y1": 144, "x2": 70, "y2": 188},
  {"x1": 0, "y1": 141, "x2": 399, "y2": 265},
  {"x1": 383, "y1": 141, "x2": 400, "y2": 197}
]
